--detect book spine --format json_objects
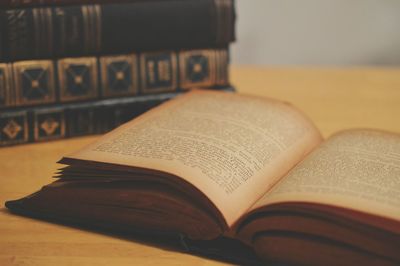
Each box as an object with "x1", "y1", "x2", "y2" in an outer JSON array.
[
  {"x1": 0, "y1": 92, "x2": 174, "y2": 146},
  {"x1": 0, "y1": 49, "x2": 230, "y2": 109},
  {"x1": 0, "y1": 0, "x2": 235, "y2": 62},
  {"x1": 0, "y1": 86, "x2": 235, "y2": 147}
]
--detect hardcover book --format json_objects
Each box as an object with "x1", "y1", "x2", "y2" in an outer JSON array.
[
  {"x1": 0, "y1": 49, "x2": 229, "y2": 109},
  {"x1": 0, "y1": 92, "x2": 170, "y2": 146},
  {"x1": 6, "y1": 91, "x2": 399, "y2": 265},
  {"x1": 0, "y1": 87, "x2": 235, "y2": 146},
  {"x1": 0, "y1": 0, "x2": 235, "y2": 61}
]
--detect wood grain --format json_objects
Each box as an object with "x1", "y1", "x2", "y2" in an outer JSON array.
[
  {"x1": 231, "y1": 66, "x2": 400, "y2": 137},
  {"x1": 1, "y1": 66, "x2": 399, "y2": 265}
]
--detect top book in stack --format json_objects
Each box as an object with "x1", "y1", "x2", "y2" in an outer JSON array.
[{"x1": 0, "y1": 0, "x2": 235, "y2": 62}]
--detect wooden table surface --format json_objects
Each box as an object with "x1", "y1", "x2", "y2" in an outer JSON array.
[{"x1": 1, "y1": 66, "x2": 400, "y2": 265}]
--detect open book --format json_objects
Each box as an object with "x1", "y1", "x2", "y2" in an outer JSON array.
[{"x1": 6, "y1": 91, "x2": 400, "y2": 265}]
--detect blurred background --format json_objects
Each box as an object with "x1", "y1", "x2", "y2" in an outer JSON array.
[{"x1": 231, "y1": 0, "x2": 400, "y2": 66}]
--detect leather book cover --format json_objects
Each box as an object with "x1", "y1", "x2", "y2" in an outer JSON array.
[
  {"x1": 0, "y1": 86, "x2": 235, "y2": 146},
  {"x1": 0, "y1": 49, "x2": 229, "y2": 109},
  {"x1": 0, "y1": 0, "x2": 235, "y2": 62}
]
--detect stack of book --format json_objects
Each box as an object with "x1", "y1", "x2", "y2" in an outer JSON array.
[{"x1": 0, "y1": 0, "x2": 236, "y2": 146}]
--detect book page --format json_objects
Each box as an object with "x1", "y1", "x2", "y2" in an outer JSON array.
[
  {"x1": 65, "y1": 90, "x2": 322, "y2": 226},
  {"x1": 255, "y1": 129, "x2": 400, "y2": 222}
]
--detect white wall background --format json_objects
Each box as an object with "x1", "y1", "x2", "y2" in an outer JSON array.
[{"x1": 231, "y1": 0, "x2": 400, "y2": 65}]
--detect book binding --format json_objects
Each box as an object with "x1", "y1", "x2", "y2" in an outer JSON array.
[
  {"x1": 0, "y1": 86, "x2": 235, "y2": 147},
  {"x1": 0, "y1": 0, "x2": 235, "y2": 61},
  {"x1": 0, "y1": 49, "x2": 230, "y2": 109}
]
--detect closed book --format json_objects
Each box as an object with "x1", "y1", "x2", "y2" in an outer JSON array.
[
  {"x1": 0, "y1": 0, "x2": 235, "y2": 62},
  {"x1": 0, "y1": 49, "x2": 230, "y2": 109},
  {"x1": 0, "y1": 86, "x2": 235, "y2": 146}
]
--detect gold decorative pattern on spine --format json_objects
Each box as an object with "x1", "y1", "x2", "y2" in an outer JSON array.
[
  {"x1": 0, "y1": 63, "x2": 14, "y2": 107},
  {"x1": 34, "y1": 109, "x2": 66, "y2": 141},
  {"x1": 179, "y1": 49, "x2": 216, "y2": 89},
  {"x1": 140, "y1": 51, "x2": 178, "y2": 94},
  {"x1": 0, "y1": 111, "x2": 28, "y2": 145},
  {"x1": 13, "y1": 60, "x2": 56, "y2": 106},
  {"x1": 58, "y1": 57, "x2": 98, "y2": 102},
  {"x1": 3, "y1": 49, "x2": 227, "y2": 107},
  {"x1": 100, "y1": 54, "x2": 138, "y2": 97},
  {"x1": 3, "y1": 119, "x2": 21, "y2": 140}
]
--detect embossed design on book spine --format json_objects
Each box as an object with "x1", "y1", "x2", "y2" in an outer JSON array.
[
  {"x1": 179, "y1": 49, "x2": 216, "y2": 89},
  {"x1": 34, "y1": 108, "x2": 66, "y2": 141},
  {"x1": 0, "y1": 111, "x2": 29, "y2": 145},
  {"x1": 0, "y1": 90, "x2": 181, "y2": 146},
  {"x1": 58, "y1": 57, "x2": 98, "y2": 102},
  {"x1": 13, "y1": 60, "x2": 56, "y2": 106},
  {"x1": 140, "y1": 51, "x2": 177, "y2": 94},
  {"x1": 1, "y1": 48, "x2": 228, "y2": 108},
  {"x1": 100, "y1": 54, "x2": 138, "y2": 97}
]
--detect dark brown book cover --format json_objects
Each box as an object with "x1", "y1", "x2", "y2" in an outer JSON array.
[{"x1": 0, "y1": 0, "x2": 236, "y2": 62}]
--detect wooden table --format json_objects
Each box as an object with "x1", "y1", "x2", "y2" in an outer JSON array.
[{"x1": 1, "y1": 66, "x2": 400, "y2": 265}]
